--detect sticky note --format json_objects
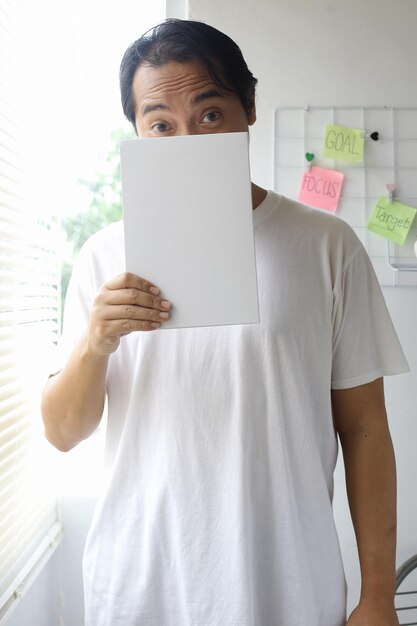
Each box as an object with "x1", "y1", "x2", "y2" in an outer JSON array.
[
  {"x1": 298, "y1": 165, "x2": 344, "y2": 212},
  {"x1": 367, "y1": 196, "x2": 417, "y2": 245},
  {"x1": 323, "y1": 124, "x2": 364, "y2": 162}
]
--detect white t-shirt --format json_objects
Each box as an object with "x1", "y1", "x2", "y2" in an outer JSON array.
[{"x1": 60, "y1": 191, "x2": 408, "y2": 626}]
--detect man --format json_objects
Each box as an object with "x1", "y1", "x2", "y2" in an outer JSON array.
[{"x1": 41, "y1": 19, "x2": 408, "y2": 626}]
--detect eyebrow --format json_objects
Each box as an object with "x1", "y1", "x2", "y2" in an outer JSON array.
[
  {"x1": 141, "y1": 89, "x2": 225, "y2": 117},
  {"x1": 191, "y1": 88, "x2": 225, "y2": 104},
  {"x1": 141, "y1": 103, "x2": 169, "y2": 116}
]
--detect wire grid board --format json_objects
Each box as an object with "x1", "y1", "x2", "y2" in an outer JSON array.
[{"x1": 274, "y1": 107, "x2": 417, "y2": 287}]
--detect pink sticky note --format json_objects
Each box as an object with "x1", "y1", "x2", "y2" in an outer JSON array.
[{"x1": 298, "y1": 166, "x2": 344, "y2": 212}]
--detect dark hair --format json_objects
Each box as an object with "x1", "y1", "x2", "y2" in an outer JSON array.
[{"x1": 119, "y1": 19, "x2": 258, "y2": 131}]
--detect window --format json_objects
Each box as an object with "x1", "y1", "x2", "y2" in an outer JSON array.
[
  {"x1": 0, "y1": 1, "x2": 61, "y2": 620},
  {"x1": 20, "y1": 0, "x2": 166, "y2": 497}
]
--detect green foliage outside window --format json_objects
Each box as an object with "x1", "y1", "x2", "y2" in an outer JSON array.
[{"x1": 60, "y1": 128, "x2": 134, "y2": 323}]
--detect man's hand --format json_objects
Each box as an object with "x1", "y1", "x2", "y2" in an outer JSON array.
[
  {"x1": 346, "y1": 600, "x2": 399, "y2": 625},
  {"x1": 41, "y1": 272, "x2": 171, "y2": 450},
  {"x1": 88, "y1": 272, "x2": 172, "y2": 355}
]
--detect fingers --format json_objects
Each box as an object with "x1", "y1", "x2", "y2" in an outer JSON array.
[
  {"x1": 97, "y1": 317, "x2": 164, "y2": 337},
  {"x1": 89, "y1": 273, "x2": 172, "y2": 355},
  {"x1": 102, "y1": 273, "x2": 171, "y2": 310},
  {"x1": 101, "y1": 303, "x2": 170, "y2": 323},
  {"x1": 101, "y1": 287, "x2": 170, "y2": 312},
  {"x1": 105, "y1": 272, "x2": 160, "y2": 296}
]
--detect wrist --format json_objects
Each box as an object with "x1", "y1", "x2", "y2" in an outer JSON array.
[
  {"x1": 358, "y1": 549, "x2": 397, "y2": 604},
  {"x1": 84, "y1": 330, "x2": 114, "y2": 360},
  {"x1": 359, "y1": 587, "x2": 396, "y2": 608},
  {"x1": 86, "y1": 325, "x2": 119, "y2": 358},
  {"x1": 348, "y1": 599, "x2": 399, "y2": 626}
]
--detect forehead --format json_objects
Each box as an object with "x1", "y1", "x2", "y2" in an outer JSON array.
[{"x1": 132, "y1": 60, "x2": 226, "y2": 111}]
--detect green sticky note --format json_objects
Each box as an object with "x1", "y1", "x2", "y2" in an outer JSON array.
[
  {"x1": 323, "y1": 124, "x2": 364, "y2": 162},
  {"x1": 368, "y1": 196, "x2": 417, "y2": 245}
]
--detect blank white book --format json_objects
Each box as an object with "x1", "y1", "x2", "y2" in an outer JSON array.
[{"x1": 120, "y1": 131, "x2": 259, "y2": 329}]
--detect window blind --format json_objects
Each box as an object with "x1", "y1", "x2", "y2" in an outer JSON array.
[{"x1": 0, "y1": 0, "x2": 62, "y2": 620}]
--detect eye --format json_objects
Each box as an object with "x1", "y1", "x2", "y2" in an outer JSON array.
[
  {"x1": 151, "y1": 122, "x2": 171, "y2": 133},
  {"x1": 202, "y1": 111, "x2": 221, "y2": 124}
]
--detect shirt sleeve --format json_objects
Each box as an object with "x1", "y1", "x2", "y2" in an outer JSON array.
[{"x1": 331, "y1": 245, "x2": 409, "y2": 389}]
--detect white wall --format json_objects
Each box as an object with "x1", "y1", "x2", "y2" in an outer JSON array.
[{"x1": 188, "y1": 0, "x2": 417, "y2": 613}]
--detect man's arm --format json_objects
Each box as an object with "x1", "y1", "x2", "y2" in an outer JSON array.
[
  {"x1": 332, "y1": 378, "x2": 399, "y2": 626},
  {"x1": 41, "y1": 272, "x2": 171, "y2": 452}
]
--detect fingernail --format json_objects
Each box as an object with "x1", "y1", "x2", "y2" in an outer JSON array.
[
  {"x1": 150, "y1": 287, "x2": 160, "y2": 295},
  {"x1": 161, "y1": 300, "x2": 171, "y2": 309},
  {"x1": 159, "y1": 312, "x2": 169, "y2": 320},
  {"x1": 151, "y1": 322, "x2": 160, "y2": 329}
]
